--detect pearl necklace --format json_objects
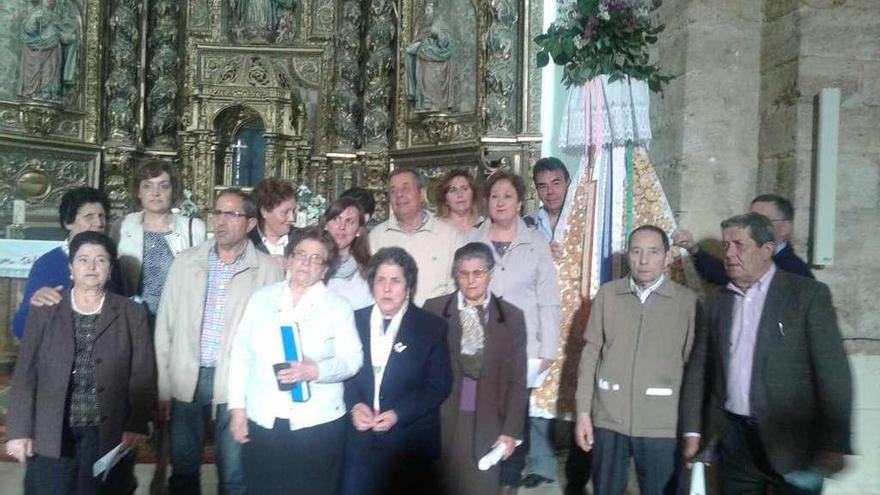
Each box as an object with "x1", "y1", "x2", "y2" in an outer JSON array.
[{"x1": 71, "y1": 288, "x2": 105, "y2": 315}]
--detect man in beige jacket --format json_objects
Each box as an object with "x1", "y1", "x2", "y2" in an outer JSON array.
[
  {"x1": 369, "y1": 167, "x2": 463, "y2": 305},
  {"x1": 155, "y1": 189, "x2": 285, "y2": 495},
  {"x1": 574, "y1": 225, "x2": 698, "y2": 495}
]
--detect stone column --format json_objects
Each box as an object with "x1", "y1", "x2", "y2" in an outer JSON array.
[{"x1": 651, "y1": 0, "x2": 763, "y2": 245}]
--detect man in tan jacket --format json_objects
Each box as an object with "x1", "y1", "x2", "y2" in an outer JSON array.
[
  {"x1": 155, "y1": 189, "x2": 285, "y2": 495},
  {"x1": 574, "y1": 225, "x2": 698, "y2": 495},
  {"x1": 369, "y1": 167, "x2": 463, "y2": 305}
]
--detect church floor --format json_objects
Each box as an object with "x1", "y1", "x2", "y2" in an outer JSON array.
[
  {"x1": 0, "y1": 355, "x2": 876, "y2": 494},
  {"x1": 0, "y1": 463, "x2": 561, "y2": 494}
]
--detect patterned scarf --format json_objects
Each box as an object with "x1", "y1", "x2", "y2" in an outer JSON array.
[{"x1": 458, "y1": 304, "x2": 485, "y2": 378}]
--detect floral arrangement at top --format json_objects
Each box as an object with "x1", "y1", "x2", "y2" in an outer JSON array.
[
  {"x1": 296, "y1": 184, "x2": 327, "y2": 226},
  {"x1": 535, "y1": 0, "x2": 673, "y2": 91}
]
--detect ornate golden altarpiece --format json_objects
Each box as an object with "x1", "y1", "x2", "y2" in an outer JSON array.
[
  {"x1": 0, "y1": 0, "x2": 545, "y2": 226},
  {"x1": 0, "y1": 0, "x2": 545, "y2": 353}
]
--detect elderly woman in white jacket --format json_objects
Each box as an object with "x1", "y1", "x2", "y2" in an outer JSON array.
[{"x1": 228, "y1": 226, "x2": 363, "y2": 495}]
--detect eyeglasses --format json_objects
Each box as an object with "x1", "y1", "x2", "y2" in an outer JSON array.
[
  {"x1": 455, "y1": 268, "x2": 491, "y2": 280},
  {"x1": 212, "y1": 209, "x2": 249, "y2": 220},
  {"x1": 290, "y1": 250, "x2": 326, "y2": 265}
]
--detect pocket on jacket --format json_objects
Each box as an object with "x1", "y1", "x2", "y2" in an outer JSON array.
[
  {"x1": 642, "y1": 385, "x2": 679, "y2": 430},
  {"x1": 592, "y1": 377, "x2": 624, "y2": 427}
]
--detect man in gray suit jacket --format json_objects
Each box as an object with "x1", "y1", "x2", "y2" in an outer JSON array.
[{"x1": 680, "y1": 213, "x2": 852, "y2": 494}]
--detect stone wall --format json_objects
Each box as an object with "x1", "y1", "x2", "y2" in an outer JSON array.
[
  {"x1": 652, "y1": 0, "x2": 880, "y2": 349},
  {"x1": 766, "y1": 0, "x2": 880, "y2": 350},
  {"x1": 651, "y1": 0, "x2": 764, "y2": 247}
]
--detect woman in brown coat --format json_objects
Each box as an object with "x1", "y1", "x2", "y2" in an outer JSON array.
[
  {"x1": 6, "y1": 231, "x2": 156, "y2": 495},
  {"x1": 423, "y1": 242, "x2": 528, "y2": 495}
]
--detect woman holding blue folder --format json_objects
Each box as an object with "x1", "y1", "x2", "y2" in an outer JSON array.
[{"x1": 227, "y1": 227, "x2": 364, "y2": 495}]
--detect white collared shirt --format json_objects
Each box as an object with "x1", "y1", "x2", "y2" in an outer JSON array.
[
  {"x1": 773, "y1": 241, "x2": 787, "y2": 255},
  {"x1": 227, "y1": 281, "x2": 363, "y2": 430},
  {"x1": 370, "y1": 303, "x2": 407, "y2": 411},
  {"x1": 261, "y1": 229, "x2": 289, "y2": 256},
  {"x1": 533, "y1": 207, "x2": 554, "y2": 241},
  {"x1": 629, "y1": 274, "x2": 665, "y2": 304}
]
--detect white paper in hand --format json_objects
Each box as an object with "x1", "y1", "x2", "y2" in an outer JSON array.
[
  {"x1": 93, "y1": 442, "x2": 133, "y2": 481},
  {"x1": 688, "y1": 461, "x2": 706, "y2": 495},
  {"x1": 477, "y1": 440, "x2": 523, "y2": 471},
  {"x1": 527, "y1": 358, "x2": 551, "y2": 388}
]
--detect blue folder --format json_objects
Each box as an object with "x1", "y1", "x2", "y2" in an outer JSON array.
[{"x1": 280, "y1": 325, "x2": 311, "y2": 402}]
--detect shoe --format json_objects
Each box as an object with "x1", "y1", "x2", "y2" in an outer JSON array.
[
  {"x1": 500, "y1": 486, "x2": 518, "y2": 495},
  {"x1": 520, "y1": 474, "x2": 554, "y2": 488}
]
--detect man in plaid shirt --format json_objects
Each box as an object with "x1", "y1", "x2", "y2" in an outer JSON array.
[{"x1": 155, "y1": 189, "x2": 284, "y2": 495}]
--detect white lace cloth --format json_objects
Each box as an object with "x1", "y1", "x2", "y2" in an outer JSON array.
[{"x1": 558, "y1": 75, "x2": 652, "y2": 152}]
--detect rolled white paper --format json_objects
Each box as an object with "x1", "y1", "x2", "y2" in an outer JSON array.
[
  {"x1": 478, "y1": 443, "x2": 506, "y2": 471},
  {"x1": 689, "y1": 461, "x2": 706, "y2": 495},
  {"x1": 477, "y1": 440, "x2": 523, "y2": 471}
]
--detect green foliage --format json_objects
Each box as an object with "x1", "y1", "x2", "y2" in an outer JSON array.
[{"x1": 534, "y1": 0, "x2": 674, "y2": 92}]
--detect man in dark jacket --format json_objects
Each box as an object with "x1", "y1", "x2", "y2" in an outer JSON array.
[
  {"x1": 680, "y1": 213, "x2": 851, "y2": 494},
  {"x1": 673, "y1": 194, "x2": 813, "y2": 284}
]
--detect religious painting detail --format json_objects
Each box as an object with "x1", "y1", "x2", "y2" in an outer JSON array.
[
  {"x1": 405, "y1": 1, "x2": 455, "y2": 111},
  {"x1": 230, "y1": 0, "x2": 297, "y2": 44},
  {"x1": 18, "y1": 0, "x2": 80, "y2": 104}
]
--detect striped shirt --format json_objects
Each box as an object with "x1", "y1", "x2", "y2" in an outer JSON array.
[{"x1": 199, "y1": 247, "x2": 242, "y2": 367}]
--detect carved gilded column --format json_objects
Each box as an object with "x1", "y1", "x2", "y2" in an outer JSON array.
[
  {"x1": 362, "y1": 0, "x2": 395, "y2": 148},
  {"x1": 105, "y1": 0, "x2": 142, "y2": 143},
  {"x1": 363, "y1": 152, "x2": 389, "y2": 220},
  {"x1": 484, "y1": 0, "x2": 519, "y2": 134},
  {"x1": 332, "y1": 0, "x2": 365, "y2": 149},
  {"x1": 145, "y1": 0, "x2": 181, "y2": 148},
  {"x1": 264, "y1": 134, "x2": 280, "y2": 179}
]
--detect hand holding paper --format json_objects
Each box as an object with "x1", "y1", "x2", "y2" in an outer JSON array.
[
  {"x1": 93, "y1": 442, "x2": 133, "y2": 480},
  {"x1": 478, "y1": 438, "x2": 523, "y2": 471},
  {"x1": 527, "y1": 358, "x2": 552, "y2": 388}
]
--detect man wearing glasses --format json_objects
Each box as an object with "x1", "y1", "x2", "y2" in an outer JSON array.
[
  {"x1": 673, "y1": 194, "x2": 814, "y2": 284},
  {"x1": 155, "y1": 188, "x2": 285, "y2": 495}
]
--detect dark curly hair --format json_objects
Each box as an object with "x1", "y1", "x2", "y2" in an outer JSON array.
[
  {"x1": 58, "y1": 187, "x2": 110, "y2": 232},
  {"x1": 68, "y1": 231, "x2": 118, "y2": 265},
  {"x1": 365, "y1": 247, "x2": 419, "y2": 299}
]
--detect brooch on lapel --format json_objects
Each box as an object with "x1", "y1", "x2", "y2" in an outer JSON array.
[{"x1": 393, "y1": 342, "x2": 407, "y2": 353}]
